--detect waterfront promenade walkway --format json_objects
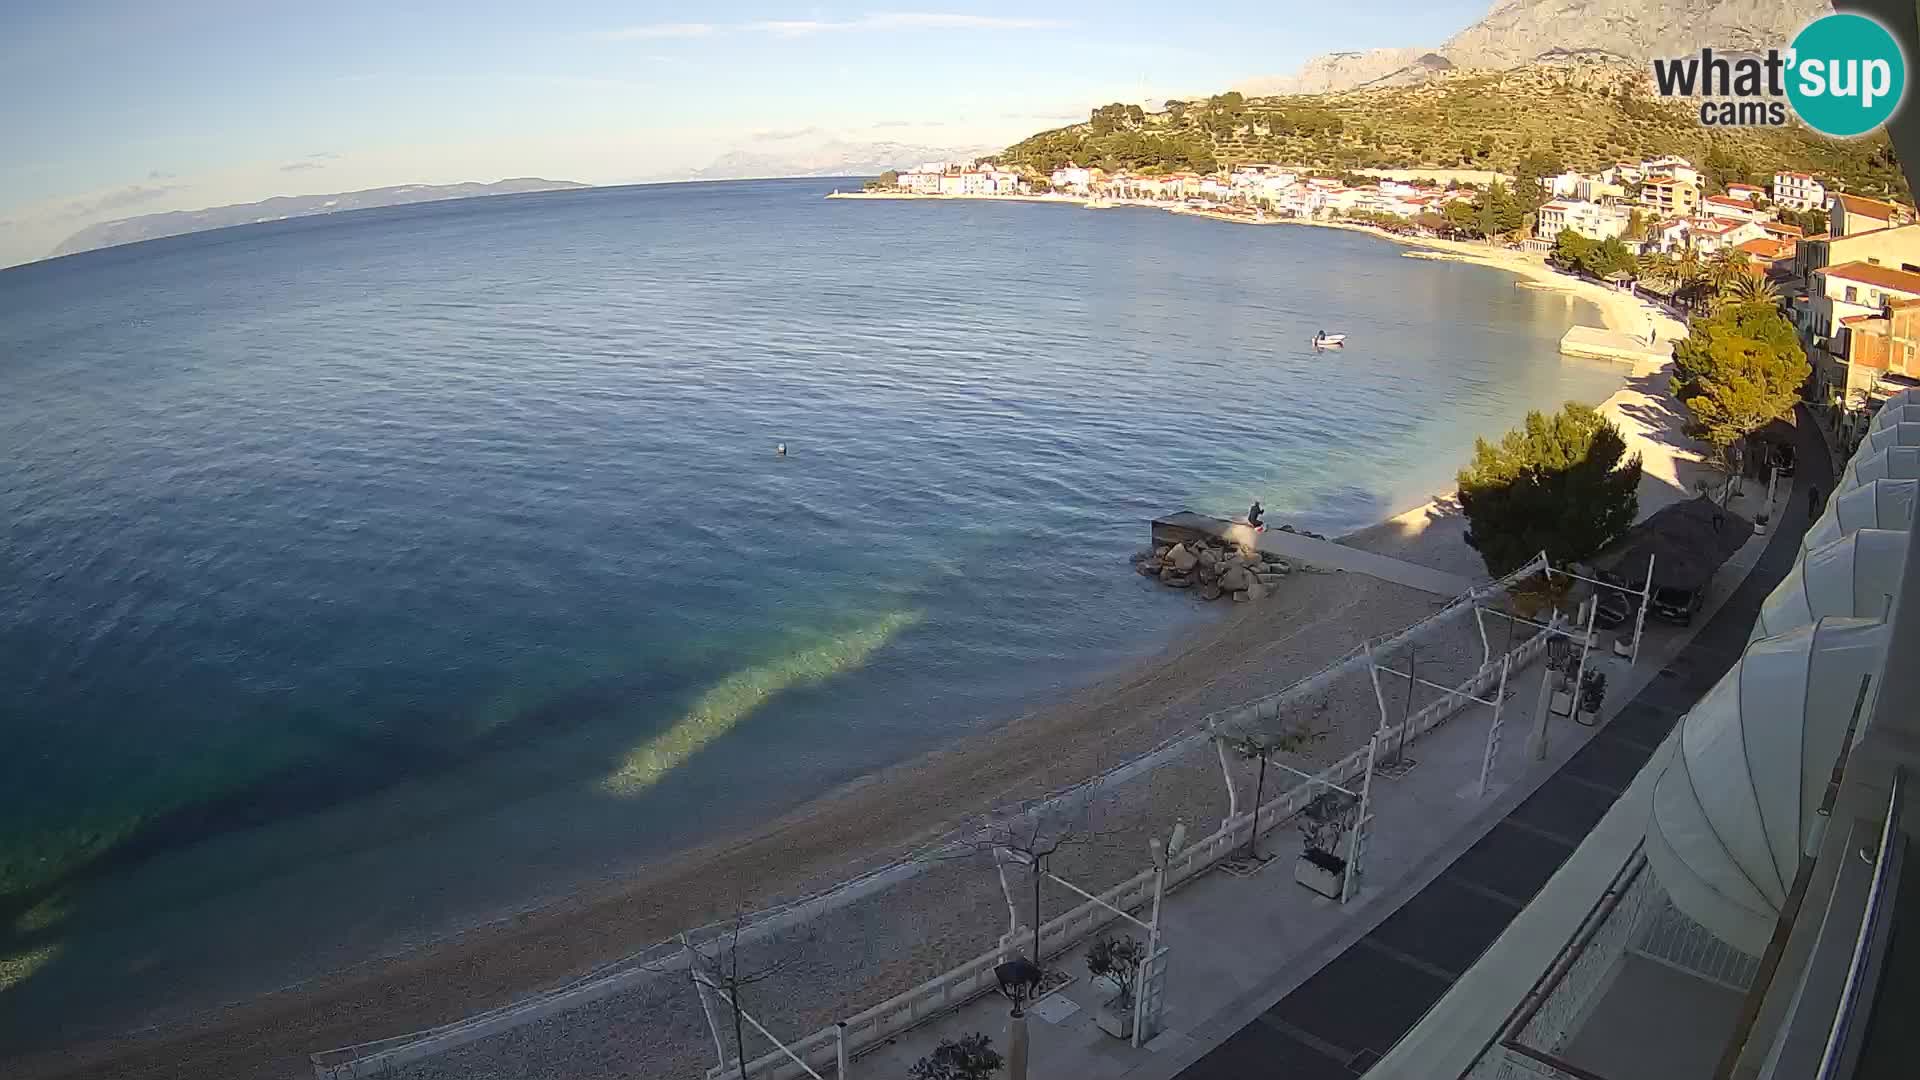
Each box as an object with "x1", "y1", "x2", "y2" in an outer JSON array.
[
  {"x1": 856, "y1": 416, "x2": 1823, "y2": 1080},
  {"x1": 1255, "y1": 529, "x2": 1477, "y2": 598}
]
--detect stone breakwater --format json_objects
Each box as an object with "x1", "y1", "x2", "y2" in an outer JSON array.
[{"x1": 1131, "y1": 535, "x2": 1292, "y2": 602}]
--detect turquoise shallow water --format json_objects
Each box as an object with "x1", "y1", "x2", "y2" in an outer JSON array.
[{"x1": 0, "y1": 178, "x2": 1622, "y2": 1042}]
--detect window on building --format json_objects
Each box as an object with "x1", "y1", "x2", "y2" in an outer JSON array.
[{"x1": 1846, "y1": 286, "x2": 1859, "y2": 302}]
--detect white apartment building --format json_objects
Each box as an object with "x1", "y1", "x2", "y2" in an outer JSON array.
[
  {"x1": 1049, "y1": 166, "x2": 1093, "y2": 194},
  {"x1": 1536, "y1": 200, "x2": 1632, "y2": 242},
  {"x1": 1773, "y1": 170, "x2": 1827, "y2": 211},
  {"x1": 1700, "y1": 194, "x2": 1768, "y2": 223},
  {"x1": 1641, "y1": 155, "x2": 1699, "y2": 186}
]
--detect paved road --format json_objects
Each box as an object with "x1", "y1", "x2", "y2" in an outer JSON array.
[{"x1": 1173, "y1": 409, "x2": 1830, "y2": 1079}]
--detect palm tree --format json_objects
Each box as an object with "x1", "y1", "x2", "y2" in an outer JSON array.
[
  {"x1": 1726, "y1": 272, "x2": 1781, "y2": 307},
  {"x1": 1706, "y1": 248, "x2": 1753, "y2": 299},
  {"x1": 1635, "y1": 251, "x2": 1675, "y2": 288},
  {"x1": 1673, "y1": 243, "x2": 1708, "y2": 310}
]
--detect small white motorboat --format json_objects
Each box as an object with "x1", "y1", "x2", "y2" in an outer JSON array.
[{"x1": 1312, "y1": 333, "x2": 1347, "y2": 349}]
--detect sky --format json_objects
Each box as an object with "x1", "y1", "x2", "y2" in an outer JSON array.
[{"x1": 0, "y1": 1, "x2": 1494, "y2": 266}]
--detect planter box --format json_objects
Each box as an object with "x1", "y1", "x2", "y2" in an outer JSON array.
[
  {"x1": 1550, "y1": 689, "x2": 1575, "y2": 717},
  {"x1": 1755, "y1": 520, "x2": 1770, "y2": 536},
  {"x1": 1613, "y1": 635, "x2": 1633, "y2": 659},
  {"x1": 1095, "y1": 997, "x2": 1136, "y2": 1039},
  {"x1": 1296, "y1": 849, "x2": 1347, "y2": 899}
]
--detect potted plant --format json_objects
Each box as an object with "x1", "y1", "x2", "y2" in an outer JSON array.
[
  {"x1": 1612, "y1": 625, "x2": 1635, "y2": 659},
  {"x1": 1580, "y1": 670, "x2": 1608, "y2": 722},
  {"x1": 1754, "y1": 510, "x2": 1770, "y2": 536},
  {"x1": 909, "y1": 1033, "x2": 1004, "y2": 1080},
  {"x1": 1295, "y1": 790, "x2": 1358, "y2": 899},
  {"x1": 1547, "y1": 650, "x2": 1576, "y2": 718},
  {"x1": 1085, "y1": 935, "x2": 1148, "y2": 1039}
]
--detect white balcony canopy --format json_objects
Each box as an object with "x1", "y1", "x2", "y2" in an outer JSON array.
[
  {"x1": 1837, "y1": 446, "x2": 1920, "y2": 493},
  {"x1": 1851, "y1": 422, "x2": 1920, "y2": 464},
  {"x1": 1645, "y1": 618, "x2": 1890, "y2": 954},
  {"x1": 1801, "y1": 479, "x2": 1918, "y2": 555},
  {"x1": 1752, "y1": 529, "x2": 1909, "y2": 641}
]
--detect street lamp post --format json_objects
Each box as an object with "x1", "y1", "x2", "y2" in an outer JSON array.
[{"x1": 994, "y1": 958, "x2": 1044, "y2": 1080}]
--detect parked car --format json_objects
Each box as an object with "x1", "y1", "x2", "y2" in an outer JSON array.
[
  {"x1": 1592, "y1": 570, "x2": 1638, "y2": 629},
  {"x1": 1650, "y1": 583, "x2": 1706, "y2": 625}
]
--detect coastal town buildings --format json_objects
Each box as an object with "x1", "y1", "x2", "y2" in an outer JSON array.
[
  {"x1": 1723, "y1": 182, "x2": 1763, "y2": 202},
  {"x1": 1734, "y1": 236, "x2": 1796, "y2": 275},
  {"x1": 1649, "y1": 215, "x2": 1765, "y2": 255},
  {"x1": 1839, "y1": 298, "x2": 1920, "y2": 395},
  {"x1": 1641, "y1": 154, "x2": 1699, "y2": 186},
  {"x1": 1772, "y1": 170, "x2": 1827, "y2": 210},
  {"x1": 1701, "y1": 194, "x2": 1767, "y2": 223},
  {"x1": 1830, "y1": 191, "x2": 1916, "y2": 236},
  {"x1": 1536, "y1": 199, "x2": 1631, "y2": 242},
  {"x1": 1639, "y1": 174, "x2": 1702, "y2": 217}
]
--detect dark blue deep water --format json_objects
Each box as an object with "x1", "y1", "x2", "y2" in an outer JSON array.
[{"x1": 0, "y1": 178, "x2": 1622, "y2": 1040}]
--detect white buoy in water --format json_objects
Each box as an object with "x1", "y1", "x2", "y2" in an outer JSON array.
[{"x1": 775, "y1": 443, "x2": 787, "y2": 457}]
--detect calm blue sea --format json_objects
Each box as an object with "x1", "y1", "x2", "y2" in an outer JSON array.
[{"x1": 0, "y1": 178, "x2": 1622, "y2": 1042}]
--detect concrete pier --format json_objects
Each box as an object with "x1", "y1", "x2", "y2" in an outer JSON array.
[
  {"x1": 1151, "y1": 512, "x2": 1477, "y2": 597},
  {"x1": 1559, "y1": 326, "x2": 1668, "y2": 376}
]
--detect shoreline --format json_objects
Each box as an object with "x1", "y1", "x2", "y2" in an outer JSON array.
[
  {"x1": 24, "y1": 196, "x2": 1696, "y2": 1080},
  {"x1": 828, "y1": 189, "x2": 1667, "y2": 341}
]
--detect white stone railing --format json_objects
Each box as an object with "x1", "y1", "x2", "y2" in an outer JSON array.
[{"x1": 711, "y1": 640, "x2": 1549, "y2": 1080}]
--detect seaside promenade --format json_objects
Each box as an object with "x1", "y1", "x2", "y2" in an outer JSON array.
[{"x1": 858, "y1": 415, "x2": 1825, "y2": 1080}]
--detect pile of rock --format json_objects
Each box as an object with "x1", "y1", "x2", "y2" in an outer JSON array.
[{"x1": 1132, "y1": 538, "x2": 1291, "y2": 602}]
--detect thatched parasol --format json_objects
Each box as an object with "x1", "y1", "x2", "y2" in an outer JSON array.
[{"x1": 1600, "y1": 496, "x2": 1752, "y2": 592}]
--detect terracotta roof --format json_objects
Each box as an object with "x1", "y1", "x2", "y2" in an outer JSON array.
[
  {"x1": 1821, "y1": 260, "x2": 1920, "y2": 294},
  {"x1": 1645, "y1": 175, "x2": 1680, "y2": 185},
  {"x1": 1842, "y1": 314, "x2": 1880, "y2": 326},
  {"x1": 1728, "y1": 183, "x2": 1762, "y2": 192},
  {"x1": 1737, "y1": 238, "x2": 1794, "y2": 260},
  {"x1": 1834, "y1": 192, "x2": 1905, "y2": 218},
  {"x1": 1705, "y1": 195, "x2": 1750, "y2": 207},
  {"x1": 1763, "y1": 221, "x2": 1805, "y2": 237}
]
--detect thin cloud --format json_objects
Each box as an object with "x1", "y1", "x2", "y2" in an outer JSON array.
[
  {"x1": 64, "y1": 184, "x2": 182, "y2": 218},
  {"x1": 146, "y1": 169, "x2": 176, "y2": 181},
  {"x1": 596, "y1": 13, "x2": 1067, "y2": 41},
  {"x1": 751, "y1": 127, "x2": 822, "y2": 140},
  {"x1": 748, "y1": 13, "x2": 1070, "y2": 35},
  {"x1": 595, "y1": 22, "x2": 717, "y2": 40},
  {"x1": 873, "y1": 119, "x2": 944, "y2": 128},
  {"x1": 281, "y1": 161, "x2": 327, "y2": 172}
]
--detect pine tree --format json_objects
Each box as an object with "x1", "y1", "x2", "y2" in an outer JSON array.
[
  {"x1": 1457, "y1": 404, "x2": 1644, "y2": 576},
  {"x1": 1669, "y1": 301, "x2": 1808, "y2": 472}
]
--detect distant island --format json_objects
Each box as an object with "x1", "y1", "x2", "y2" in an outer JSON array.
[{"x1": 50, "y1": 178, "x2": 590, "y2": 259}]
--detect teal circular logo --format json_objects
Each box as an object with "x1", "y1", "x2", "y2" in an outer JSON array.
[{"x1": 1787, "y1": 13, "x2": 1906, "y2": 137}]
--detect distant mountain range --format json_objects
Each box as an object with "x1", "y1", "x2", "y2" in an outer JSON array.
[
  {"x1": 50, "y1": 178, "x2": 589, "y2": 259},
  {"x1": 683, "y1": 140, "x2": 998, "y2": 181},
  {"x1": 1240, "y1": 0, "x2": 1831, "y2": 94}
]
